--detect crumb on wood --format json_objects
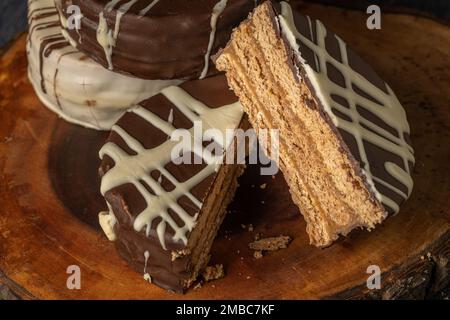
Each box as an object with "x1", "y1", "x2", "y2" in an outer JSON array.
[
  {"x1": 193, "y1": 282, "x2": 203, "y2": 290},
  {"x1": 249, "y1": 235, "x2": 292, "y2": 252},
  {"x1": 260, "y1": 183, "x2": 267, "y2": 189},
  {"x1": 253, "y1": 250, "x2": 263, "y2": 259},
  {"x1": 248, "y1": 224, "x2": 254, "y2": 232},
  {"x1": 202, "y1": 264, "x2": 225, "y2": 282}
]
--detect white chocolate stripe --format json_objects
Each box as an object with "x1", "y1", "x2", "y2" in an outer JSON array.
[
  {"x1": 105, "y1": 0, "x2": 122, "y2": 12},
  {"x1": 113, "y1": 0, "x2": 138, "y2": 41},
  {"x1": 139, "y1": 0, "x2": 160, "y2": 17},
  {"x1": 200, "y1": 0, "x2": 228, "y2": 79},
  {"x1": 97, "y1": 0, "x2": 139, "y2": 70},
  {"x1": 143, "y1": 250, "x2": 151, "y2": 282}
]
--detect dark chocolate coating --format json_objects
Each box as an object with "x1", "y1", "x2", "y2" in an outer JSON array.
[
  {"x1": 99, "y1": 75, "x2": 240, "y2": 292},
  {"x1": 57, "y1": 0, "x2": 261, "y2": 80}
]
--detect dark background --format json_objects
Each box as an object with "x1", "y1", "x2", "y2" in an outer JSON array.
[{"x1": 1, "y1": 0, "x2": 450, "y2": 47}]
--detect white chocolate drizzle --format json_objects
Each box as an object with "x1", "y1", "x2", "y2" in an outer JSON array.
[
  {"x1": 277, "y1": 2, "x2": 414, "y2": 213},
  {"x1": 200, "y1": 0, "x2": 228, "y2": 79},
  {"x1": 98, "y1": 208, "x2": 117, "y2": 241},
  {"x1": 138, "y1": 0, "x2": 160, "y2": 17},
  {"x1": 143, "y1": 250, "x2": 152, "y2": 282},
  {"x1": 99, "y1": 85, "x2": 243, "y2": 249},
  {"x1": 96, "y1": 0, "x2": 138, "y2": 70},
  {"x1": 168, "y1": 108, "x2": 174, "y2": 125},
  {"x1": 114, "y1": 0, "x2": 138, "y2": 40},
  {"x1": 105, "y1": 0, "x2": 122, "y2": 12},
  {"x1": 96, "y1": 14, "x2": 114, "y2": 70},
  {"x1": 58, "y1": 11, "x2": 78, "y2": 48}
]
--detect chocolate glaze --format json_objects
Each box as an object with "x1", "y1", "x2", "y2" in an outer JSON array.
[
  {"x1": 56, "y1": 0, "x2": 262, "y2": 79},
  {"x1": 99, "y1": 75, "x2": 243, "y2": 292},
  {"x1": 114, "y1": 222, "x2": 192, "y2": 292},
  {"x1": 268, "y1": 1, "x2": 414, "y2": 214}
]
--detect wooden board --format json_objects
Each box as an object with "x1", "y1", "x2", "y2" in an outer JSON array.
[{"x1": 0, "y1": 3, "x2": 449, "y2": 299}]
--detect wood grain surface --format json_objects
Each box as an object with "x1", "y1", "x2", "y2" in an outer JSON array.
[{"x1": 0, "y1": 3, "x2": 449, "y2": 299}]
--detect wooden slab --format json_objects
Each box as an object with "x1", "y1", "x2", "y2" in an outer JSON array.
[{"x1": 0, "y1": 3, "x2": 449, "y2": 299}]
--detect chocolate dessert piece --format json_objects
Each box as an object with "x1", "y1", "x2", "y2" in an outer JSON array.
[
  {"x1": 98, "y1": 75, "x2": 246, "y2": 292},
  {"x1": 27, "y1": 0, "x2": 180, "y2": 130},
  {"x1": 55, "y1": 0, "x2": 262, "y2": 80},
  {"x1": 215, "y1": 1, "x2": 415, "y2": 246}
]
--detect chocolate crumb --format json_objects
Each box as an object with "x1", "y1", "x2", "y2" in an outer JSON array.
[
  {"x1": 202, "y1": 264, "x2": 225, "y2": 282},
  {"x1": 193, "y1": 282, "x2": 203, "y2": 290},
  {"x1": 249, "y1": 235, "x2": 292, "y2": 251},
  {"x1": 171, "y1": 248, "x2": 191, "y2": 261},
  {"x1": 254, "y1": 251, "x2": 263, "y2": 259}
]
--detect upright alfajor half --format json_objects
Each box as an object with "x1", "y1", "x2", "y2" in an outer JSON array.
[{"x1": 216, "y1": 1, "x2": 415, "y2": 246}]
